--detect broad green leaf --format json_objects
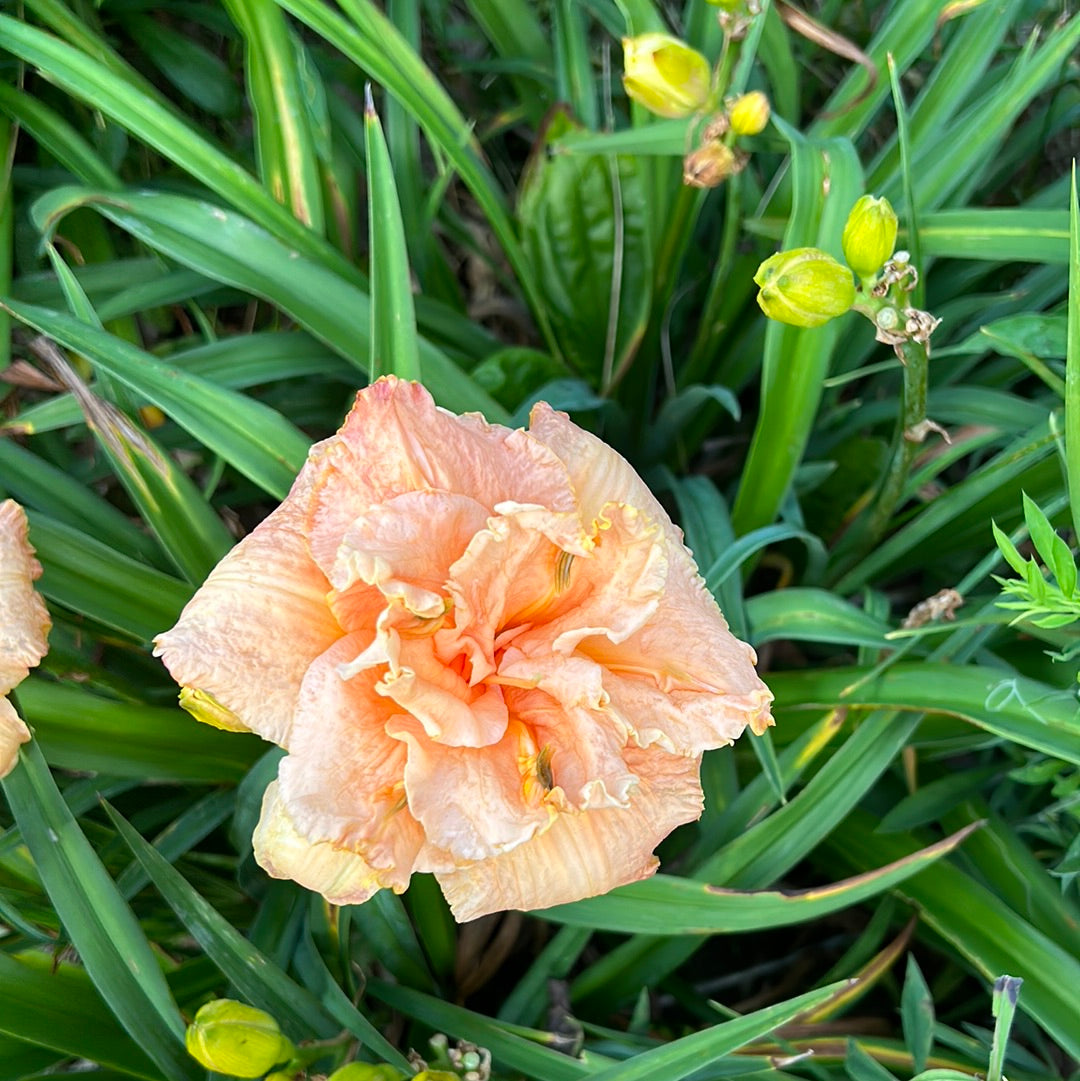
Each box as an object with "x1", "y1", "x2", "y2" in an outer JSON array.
[
  {"x1": 541, "y1": 824, "x2": 977, "y2": 934},
  {"x1": 901, "y1": 956, "x2": 935, "y2": 1074},
  {"x1": 830, "y1": 813, "x2": 1080, "y2": 1059},
  {"x1": 769, "y1": 664, "x2": 1080, "y2": 766},
  {"x1": 732, "y1": 118, "x2": 863, "y2": 534},
  {"x1": 27, "y1": 186, "x2": 505, "y2": 421},
  {"x1": 0, "y1": 741, "x2": 197, "y2": 1080},
  {"x1": 746, "y1": 588, "x2": 891, "y2": 649},
  {"x1": 917, "y1": 209, "x2": 1068, "y2": 264},
  {"x1": 224, "y1": 0, "x2": 324, "y2": 230},
  {"x1": 518, "y1": 128, "x2": 652, "y2": 393},
  {"x1": 105, "y1": 806, "x2": 411, "y2": 1071},
  {"x1": 26, "y1": 511, "x2": 191, "y2": 643},
  {"x1": 18, "y1": 679, "x2": 261, "y2": 783},
  {"x1": 0, "y1": 952, "x2": 164, "y2": 1079}
]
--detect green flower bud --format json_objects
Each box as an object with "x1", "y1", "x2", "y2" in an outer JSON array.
[
  {"x1": 327, "y1": 1066, "x2": 406, "y2": 1081},
  {"x1": 754, "y1": 247, "x2": 855, "y2": 328},
  {"x1": 185, "y1": 1000, "x2": 290, "y2": 1078},
  {"x1": 622, "y1": 34, "x2": 711, "y2": 118},
  {"x1": 728, "y1": 91, "x2": 770, "y2": 136},
  {"x1": 413, "y1": 1073, "x2": 460, "y2": 1081},
  {"x1": 841, "y1": 194, "x2": 898, "y2": 280}
]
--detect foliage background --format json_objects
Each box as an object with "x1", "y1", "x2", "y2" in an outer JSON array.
[{"x1": 1, "y1": 0, "x2": 1079, "y2": 1078}]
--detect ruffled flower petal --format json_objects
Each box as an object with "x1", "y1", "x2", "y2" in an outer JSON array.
[
  {"x1": 434, "y1": 747, "x2": 704, "y2": 921},
  {"x1": 154, "y1": 470, "x2": 342, "y2": 748},
  {"x1": 276, "y1": 635, "x2": 423, "y2": 886},
  {"x1": 253, "y1": 782, "x2": 401, "y2": 903},
  {"x1": 394, "y1": 715, "x2": 554, "y2": 863},
  {"x1": 306, "y1": 379, "x2": 577, "y2": 575},
  {"x1": 0, "y1": 501, "x2": 51, "y2": 778}
]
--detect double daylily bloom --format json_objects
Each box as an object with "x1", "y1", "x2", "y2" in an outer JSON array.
[{"x1": 156, "y1": 378, "x2": 772, "y2": 920}]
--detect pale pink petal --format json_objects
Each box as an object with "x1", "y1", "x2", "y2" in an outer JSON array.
[
  {"x1": 254, "y1": 781, "x2": 403, "y2": 902},
  {"x1": 378, "y1": 634, "x2": 509, "y2": 747},
  {"x1": 529, "y1": 403, "x2": 679, "y2": 544},
  {"x1": 511, "y1": 501, "x2": 668, "y2": 657},
  {"x1": 393, "y1": 716, "x2": 553, "y2": 863},
  {"x1": 0, "y1": 501, "x2": 51, "y2": 779},
  {"x1": 435, "y1": 748, "x2": 704, "y2": 921},
  {"x1": 154, "y1": 470, "x2": 342, "y2": 748},
  {"x1": 582, "y1": 552, "x2": 774, "y2": 747},
  {"x1": 277, "y1": 635, "x2": 424, "y2": 884},
  {"x1": 0, "y1": 699, "x2": 30, "y2": 779},
  {"x1": 306, "y1": 378, "x2": 578, "y2": 575},
  {"x1": 499, "y1": 650, "x2": 636, "y2": 810},
  {"x1": 330, "y1": 491, "x2": 489, "y2": 618},
  {"x1": 0, "y1": 501, "x2": 51, "y2": 697}
]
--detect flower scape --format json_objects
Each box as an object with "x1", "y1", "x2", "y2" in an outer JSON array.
[{"x1": 156, "y1": 378, "x2": 773, "y2": 922}]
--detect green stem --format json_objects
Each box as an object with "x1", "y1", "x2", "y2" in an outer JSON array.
[
  {"x1": 832, "y1": 336, "x2": 929, "y2": 585},
  {"x1": 682, "y1": 170, "x2": 743, "y2": 386}
]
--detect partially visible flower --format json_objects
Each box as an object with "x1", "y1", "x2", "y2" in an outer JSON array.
[
  {"x1": 0, "y1": 501, "x2": 51, "y2": 778},
  {"x1": 622, "y1": 34, "x2": 711, "y2": 118},
  {"x1": 754, "y1": 247, "x2": 856, "y2": 327},
  {"x1": 185, "y1": 1000, "x2": 291, "y2": 1078},
  {"x1": 728, "y1": 91, "x2": 770, "y2": 136},
  {"x1": 156, "y1": 378, "x2": 772, "y2": 922},
  {"x1": 842, "y1": 194, "x2": 898, "y2": 281}
]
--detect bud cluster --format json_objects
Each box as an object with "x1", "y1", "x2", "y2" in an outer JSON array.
[
  {"x1": 752, "y1": 193, "x2": 940, "y2": 351},
  {"x1": 619, "y1": 22, "x2": 771, "y2": 191}
]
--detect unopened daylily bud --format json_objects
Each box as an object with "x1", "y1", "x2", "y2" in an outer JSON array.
[
  {"x1": 185, "y1": 1000, "x2": 290, "y2": 1078},
  {"x1": 328, "y1": 1066, "x2": 406, "y2": 1081},
  {"x1": 728, "y1": 91, "x2": 770, "y2": 136},
  {"x1": 413, "y1": 1073, "x2": 460, "y2": 1081},
  {"x1": 754, "y1": 247, "x2": 855, "y2": 327},
  {"x1": 683, "y1": 143, "x2": 743, "y2": 188},
  {"x1": 842, "y1": 195, "x2": 898, "y2": 280},
  {"x1": 179, "y1": 686, "x2": 250, "y2": 733},
  {"x1": 622, "y1": 34, "x2": 711, "y2": 118}
]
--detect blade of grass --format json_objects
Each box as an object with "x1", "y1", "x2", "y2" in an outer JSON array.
[
  {"x1": 1, "y1": 741, "x2": 197, "y2": 1080},
  {"x1": 2, "y1": 298, "x2": 311, "y2": 498},
  {"x1": 364, "y1": 87, "x2": 421, "y2": 382},
  {"x1": 105, "y1": 805, "x2": 411, "y2": 1070},
  {"x1": 224, "y1": 0, "x2": 325, "y2": 231}
]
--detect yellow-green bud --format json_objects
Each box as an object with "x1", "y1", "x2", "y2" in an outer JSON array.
[
  {"x1": 705, "y1": 0, "x2": 745, "y2": 8},
  {"x1": 622, "y1": 34, "x2": 711, "y2": 119},
  {"x1": 412, "y1": 1073, "x2": 460, "y2": 1081},
  {"x1": 185, "y1": 1000, "x2": 290, "y2": 1078},
  {"x1": 728, "y1": 91, "x2": 770, "y2": 136},
  {"x1": 754, "y1": 247, "x2": 855, "y2": 328},
  {"x1": 179, "y1": 686, "x2": 249, "y2": 733},
  {"x1": 841, "y1": 195, "x2": 898, "y2": 280},
  {"x1": 327, "y1": 1066, "x2": 406, "y2": 1081}
]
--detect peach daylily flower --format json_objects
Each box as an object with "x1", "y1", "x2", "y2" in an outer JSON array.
[
  {"x1": 155, "y1": 378, "x2": 772, "y2": 921},
  {"x1": 1, "y1": 501, "x2": 51, "y2": 778}
]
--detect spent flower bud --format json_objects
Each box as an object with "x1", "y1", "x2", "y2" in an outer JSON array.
[
  {"x1": 754, "y1": 247, "x2": 855, "y2": 327},
  {"x1": 185, "y1": 1000, "x2": 291, "y2": 1078},
  {"x1": 622, "y1": 34, "x2": 711, "y2": 118},
  {"x1": 728, "y1": 91, "x2": 770, "y2": 136},
  {"x1": 842, "y1": 195, "x2": 898, "y2": 280},
  {"x1": 683, "y1": 143, "x2": 745, "y2": 188}
]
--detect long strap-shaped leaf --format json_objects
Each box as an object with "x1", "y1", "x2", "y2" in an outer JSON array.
[
  {"x1": 273, "y1": 0, "x2": 557, "y2": 355},
  {"x1": 1, "y1": 297, "x2": 310, "y2": 498},
  {"x1": 1, "y1": 741, "x2": 198, "y2": 1081}
]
